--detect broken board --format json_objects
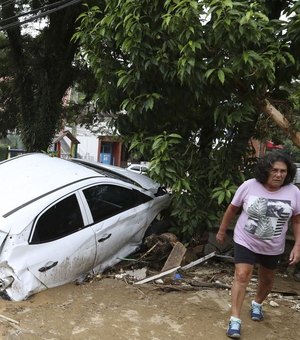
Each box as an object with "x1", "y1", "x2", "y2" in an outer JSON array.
[{"x1": 160, "y1": 241, "x2": 187, "y2": 272}]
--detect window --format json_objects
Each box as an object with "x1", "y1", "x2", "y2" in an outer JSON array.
[
  {"x1": 69, "y1": 159, "x2": 143, "y2": 187},
  {"x1": 31, "y1": 194, "x2": 84, "y2": 244},
  {"x1": 83, "y1": 185, "x2": 151, "y2": 223}
]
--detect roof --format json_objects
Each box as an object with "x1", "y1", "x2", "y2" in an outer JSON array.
[
  {"x1": 53, "y1": 130, "x2": 80, "y2": 144},
  {"x1": 0, "y1": 153, "x2": 101, "y2": 217}
]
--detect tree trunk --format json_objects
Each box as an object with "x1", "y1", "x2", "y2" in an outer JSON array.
[
  {"x1": 2, "y1": 1, "x2": 83, "y2": 152},
  {"x1": 261, "y1": 99, "x2": 300, "y2": 148}
]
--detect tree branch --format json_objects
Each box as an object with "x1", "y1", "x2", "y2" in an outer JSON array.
[{"x1": 261, "y1": 99, "x2": 300, "y2": 148}]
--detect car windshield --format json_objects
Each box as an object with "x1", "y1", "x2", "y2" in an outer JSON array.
[{"x1": 69, "y1": 160, "x2": 142, "y2": 187}]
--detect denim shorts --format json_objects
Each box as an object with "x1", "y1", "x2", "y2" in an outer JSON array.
[{"x1": 234, "y1": 242, "x2": 280, "y2": 270}]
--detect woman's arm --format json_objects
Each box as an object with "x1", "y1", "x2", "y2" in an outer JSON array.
[
  {"x1": 289, "y1": 214, "x2": 300, "y2": 265},
  {"x1": 216, "y1": 204, "x2": 240, "y2": 245}
]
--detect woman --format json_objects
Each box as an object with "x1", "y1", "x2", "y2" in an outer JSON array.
[{"x1": 216, "y1": 151, "x2": 300, "y2": 339}]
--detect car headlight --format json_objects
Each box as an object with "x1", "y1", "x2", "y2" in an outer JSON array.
[{"x1": 0, "y1": 276, "x2": 14, "y2": 290}]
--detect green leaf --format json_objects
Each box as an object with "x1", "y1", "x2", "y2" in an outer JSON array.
[
  {"x1": 144, "y1": 97, "x2": 154, "y2": 111},
  {"x1": 168, "y1": 133, "x2": 182, "y2": 139},
  {"x1": 223, "y1": 0, "x2": 233, "y2": 8},
  {"x1": 218, "y1": 192, "x2": 225, "y2": 205},
  {"x1": 152, "y1": 138, "x2": 163, "y2": 151},
  {"x1": 204, "y1": 68, "x2": 215, "y2": 79},
  {"x1": 211, "y1": 191, "x2": 221, "y2": 199},
  {"x1": 223, "y1": 179, "x2": 230, "y2": 187},
  {"x1": 217, "y1": 69, "x2": 225, "y2": 84},
  {"x1": 243, "y1": 51, "x2": 249, "y2": 63}
]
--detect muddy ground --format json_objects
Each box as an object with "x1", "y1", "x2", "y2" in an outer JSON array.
[{"x1": 0, "y1": 259, "x2": 299, "y2": 340}]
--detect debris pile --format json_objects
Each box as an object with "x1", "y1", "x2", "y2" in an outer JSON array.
[
  {"x1": 102, "y1": 232, "x2": 234, "y2": 292},
  {"x1": 100, "y1": 232, "x2": 300, "y2": 312}
]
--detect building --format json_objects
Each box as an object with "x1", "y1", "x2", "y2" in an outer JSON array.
[{"x1": 57, "y1": 125, "x2": 127, "y2": 167}]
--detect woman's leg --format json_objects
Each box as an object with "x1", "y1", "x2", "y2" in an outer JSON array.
[
  {"x1": 231, "y1": 263, "x2": 254, "y2": 318},
  {"x1": 254, "y1": 265, "x2": 276, "y2": 304}
]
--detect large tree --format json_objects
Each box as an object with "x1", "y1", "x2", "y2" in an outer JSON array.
[
  {"x1": 0, "y1": 0, "x2": 93, "y2": 151},
  {"x1": 75, "y1": 0, "x2": 300, "y2": 239}
]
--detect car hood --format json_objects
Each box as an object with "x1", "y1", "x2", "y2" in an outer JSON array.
[{"x1": 70, "y1": 159, "x2": 161, "y2": 194}]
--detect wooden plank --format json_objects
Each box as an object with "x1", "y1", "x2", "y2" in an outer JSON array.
[
  {"x1": 160, "y1": 242, "x2": 187, "y2": 272},
  {"x1": 134, "y1": 251, "x2": 217, "y2": 285},
  {"x1": 134, "y1": 266, "x2": 181, "y2": 285},
  {"x1": 181, "y1": 251, "x2": 216, "y2": 270},
  {"x1": 0, "y1": 314, "x2": 19, "y2": 324}
]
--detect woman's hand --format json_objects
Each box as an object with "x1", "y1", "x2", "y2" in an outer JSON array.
[
  {"x1": 216, "y1": 230, "x2": 226, "y2": 245},
  {"x1": 289, "y1": 244, "x2": 300, "y2": 265},
  {"x1": 216, "y1": 204, "x2": 239, "y2": 245}
]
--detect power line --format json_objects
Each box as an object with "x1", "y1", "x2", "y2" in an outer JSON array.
[
  {"x1": 0, "y1": 0, "x2": 82, "y2": 31},
  {"x1": 0, "y1": 0, "x2": 18, "y2": 10},
  {"x1": 0, "y1": 0, "x2": 74, "y2": 25}
]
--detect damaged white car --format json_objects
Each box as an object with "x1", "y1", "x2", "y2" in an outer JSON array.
[{"x1": 0, "y1": 153, "x2": 170, "y2": 301}]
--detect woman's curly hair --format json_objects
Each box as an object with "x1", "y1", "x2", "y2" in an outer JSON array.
[{"x1": 254, "y1": 151, "x2": 296, "y2": 186}]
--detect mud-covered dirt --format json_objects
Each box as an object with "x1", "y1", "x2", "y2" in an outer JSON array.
[{"x1": 0, "y1": 261, "x2": 299, "y2": 340}]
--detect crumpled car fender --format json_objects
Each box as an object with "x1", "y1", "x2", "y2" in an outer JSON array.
[{"x1": 0, "y1": 263, "x2": 46, "y2": 301}]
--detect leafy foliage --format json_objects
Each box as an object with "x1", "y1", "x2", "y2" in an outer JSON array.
[
  {"x1": 75, "y1": 0, "x2": 300, "y2": 240},
  {"x1": 211, "y1": 180, "x2": 239, "y2": 206}
]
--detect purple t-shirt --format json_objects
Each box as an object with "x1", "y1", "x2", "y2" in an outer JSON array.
[{"x1": 231, "y1": 178, "x2": 300, "y2": 255}]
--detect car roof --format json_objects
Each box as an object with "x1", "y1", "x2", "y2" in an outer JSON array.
[
  {"x1": 0, "y1": 153, "x2": 103, "y2": 217},
  {"x1": 70, "y1": 159, "x2": 159, "y2": 194}
]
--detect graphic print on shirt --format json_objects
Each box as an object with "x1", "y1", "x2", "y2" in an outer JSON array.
[{"x1": 244, "y1": 196, "x2": 291, "y2": 239}]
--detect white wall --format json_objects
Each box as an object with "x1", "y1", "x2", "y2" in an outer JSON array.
[
  {"x1": 65, "y1": 125, "x2": 99, "y2": 161},
  {"x1": 77, "y1": 135, "x2": 98, "y2": 161}
]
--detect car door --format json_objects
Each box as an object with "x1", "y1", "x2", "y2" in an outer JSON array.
[
  {"x1": 80, "y1": 183, "x2": 152, "y2": 272},
  {"x1": 26, "y1": 192, "x2": 96, "y2": 288}
]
